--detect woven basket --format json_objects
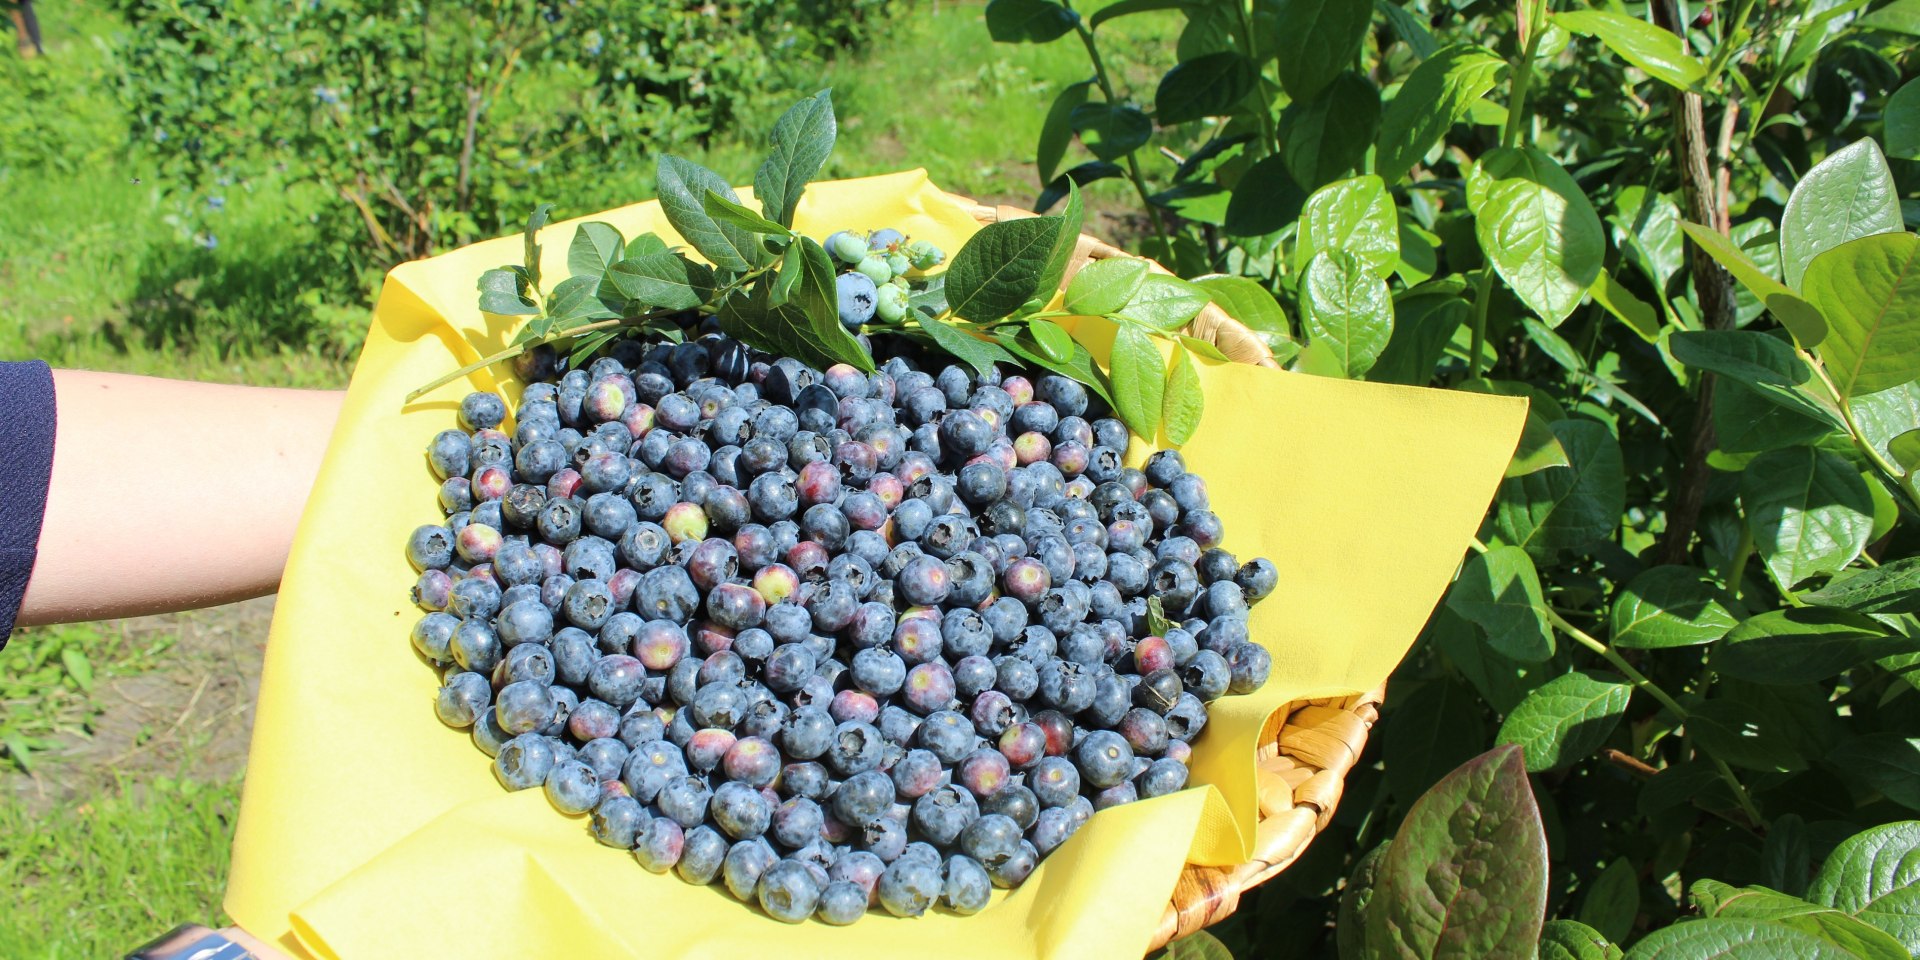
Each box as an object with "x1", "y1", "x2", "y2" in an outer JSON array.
[{"x1": 952, "y1": 195, "x2": 1388, "y2": 952}]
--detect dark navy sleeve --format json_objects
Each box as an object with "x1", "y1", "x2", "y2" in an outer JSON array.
[{"x1": 0, "y1": 361, "x2": 56, "y2": 649}]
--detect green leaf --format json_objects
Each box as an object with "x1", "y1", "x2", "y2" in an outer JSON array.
[
  {"x1": 1589, "y1": 270, "x2": 1661, "y2": 342},
  {"x1": 1765, "y1": 815, "x2": 1814, "y2": 898},
  {"x1": 985, "y1": 0, "x2": 1079, "y2": 42},
  {"x1": 1155, "y1": 52, "x2": 1258, "y2": 125},
  {"x1": 1537, "y1": 920, "x2": 1623, "y2": 960},
  {"x1": 1065, "y1": 257, "x2": 1149, "y2": 316},
  {"x1": 916, "y1": 314, "x2": 1020, "y2": 377},
  {"x1": 1495, "y1": 419, "x2": 1625, "y2": 558},
  {"x1": 768, "y1": 243, "x2": 803, "y2": 309},
  {"x1": 606, "y1": 253, "x2": 716, "y2": 311},
  {"x1": 1894, "y1": 431, "x2": 1920, "y2": 474},
  {"x1": 1163, "y1": 345, "x2": 1202, "y2": 444},
  {"x1": 1296, "y1": 175, "x2": 1399, "y2": 278},
  {"x1": 1806, "y1": 557, "x2": 1920, "y2": 614},
  {"x1": 1687, "y1": 697, "x2": 1809, "y2": 772},
  {"x1": 1298, "y1": 249, "x2": 1393, "y2": 379},
  {"x1": 1110, "y1": 324, "x2": 1166, "y2": 438},
  {"x1": 1370, "y1": 294, "x2": 1468, "y2": 386},
  {"x1": 1802, "y1": 232, "x2": 1920, "y2": 399},
  {"x1": 1676, "y1": 221, "x2": 1827, "y2": 347},
  {"x1": 1621, "y1": 918, "x2": 1857, "y2": 959},
  {"x1": 1376, "y1": 0, "x2": 1441, "y2": 60},
  {"x1": 1192, "y1": 275, "x2": 1289, "y2": 338},
  {"x1": 716, "y1": 236, "x2": 871, "y2": 371},
  {"x1": 543, "y1": 275, "x2": 619, "y2": 328},
  {"x1": 1857, "y1": 0, "x2": 1920, "y2": 35},
  {"x1": 1223, "y1": 154, "x2": 1308, "y2": 237},
  {"x1": 1090, "y1": 0, "x2": 1188, "y2": 30},
  {"x1": 1180, "y1": 336, "x2": 1231, "y2": 361},
  {"x1": 1161, "y1": 929, "x2": 1234, "y2": 960},
  {"x1": 1715, "y1": 381, "x2": 1839, "y2": 455},
  {"x1": 1521, "y1": 318, "x2": 1662, "y2": 424},
  {"x1": 1502, "y1": 411, "x2": 1571, "y2": 477},
  {"x1": 1667, "y1": 329, "x2": 1812, "y2": 387},
  {"x1": 1612, "y1": 185, "x2": 1686, "y2": 293},
  {"x1": 1466, "y1": 147, "x2": 1605, "y2": 326},
  {"x1": 1740, "y1": 446, "x2": 1875, "y2": 587},
  {"x1": 946, "y1": 194, "x2": 1079, "y2": 322},
  {"x1": 1279, "y1": 72, "x2": 1380, "y2": 191},
  {"x1": 567, "y1": 222, "x2": 625, "y2": 278},
  {"x1": 1780, "y1": 138, "x2": 1904, "y2": 290},
  {"x1": 1116, "y1": 274, "x2": 1212, "y2": 332},
  {"x1": 1553, "y1": 10, "x2": 1707, "y2": 90},
  {"x1": 1027, "y1": 318, "x2": 1074, "y2": 362},
  {"x1": 1852, "y1": 381, "x2": 1920, "y2": 471},
  {"x1": 1038, "y1": 80, "x2": 1094, "y2": 184},
  {"x1": 703, "y1": 188, "x2": 790, "y2": 236},
  {"x1": 1036, "y1": 161, "x2": 1126, "y2": 214},
  {"x1": 1712, "y1": 608, "x2": 1907, "y2": 685},
  {"x1": 1070, "y1": 102, "x2": 1153, "y2": 161},
  {"x1": 1610, "y1": 566, "x2": 1738, "y2": 650},
  {"x1": 1382, "y1": 679, "x2": 1489, "y2": 804},
  {"x1": 656, "y1": 154, "x2": 760, "y2": 271},
  {"x1": 1691, "y1": 880, "x2": 1910, "y2": 960},
  {"x1": 1888, "y1": 79, "x2": 1920, "y2": 160},
  {"x1": 1274, "y1": 0, "x2": 1374, "y2": 100},
  {"x1": 626, "y1": 233, "x2": 668, "y2": 259},
  {"x1": 1447, "y1": 545, "x2": 1554, "y2": 662},
  {"x1": 1338, "y1": 842, "x2": 1392, "y2": 960},
  {"x1": 1375, "y1": 44, "x2": 1507, "y2": 184},
  {"x1": 1496, "y1": 670, "x2": 1631, "y2": 771},
  {"x1": 523, "y1": 202, "x2": 553, "y2": 290},
  {"x1": 1829, "y1": 736, "x2": 1920, "y2": 813},
  {"x1": 1578, "y1": 859, "x2": 1641, "y2": 945},
  {"x1": 1807, "y1": 821, "x2": 1920, "y2": 952},
  {"x1": 477, "y1": 267, "x2": 538, "y2": 316},
  {"x1": 1366, "y1": 745, "x2": 1548, "y2": 960},
  {"x1": 566, "y1": 330, "x2": 620, "y2": 370},
  {"x1": 61, "y1": 648, "x2": 93, "y2": 692},
  {"x1": 753, "y1": 90, "x2": 836, "y2": 229}
]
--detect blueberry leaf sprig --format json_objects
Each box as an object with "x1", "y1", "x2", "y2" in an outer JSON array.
[{"x1": 410, "y1": 90, "x2": 1223, "y2": 447}]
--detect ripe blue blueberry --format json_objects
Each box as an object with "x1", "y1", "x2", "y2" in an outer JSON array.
[
  {"x1": 756, "y1": 859, "x2": 823, "y2": 923},
  {"x1": 836, "y1": 271, "x2": 879, "y2": 329}
]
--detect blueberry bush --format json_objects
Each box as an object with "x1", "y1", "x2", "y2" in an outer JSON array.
[
  {"x1": 99, "y1": 0, "x2": 890, "y2": 357},
  {"x1": 981, "y1": 0, "x2": 1920, "y2": 956}
]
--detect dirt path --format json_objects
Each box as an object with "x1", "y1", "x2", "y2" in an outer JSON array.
[{"x1": 3, "y1": 597, "x2": 273, "y2": 813}]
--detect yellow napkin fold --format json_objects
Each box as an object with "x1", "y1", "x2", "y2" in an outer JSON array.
[{"x1": 223, "y1": 169, "x2": 1525, "y2": 960}]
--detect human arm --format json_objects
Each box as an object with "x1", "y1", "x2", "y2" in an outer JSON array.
[{"x1": 17, "y1": 370, "x2": 344, "y2": 627}]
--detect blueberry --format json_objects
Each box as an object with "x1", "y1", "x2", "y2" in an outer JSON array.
[
  {"x1": 676, "y1": 824, "x2": 729, "y2": 885},
  {"x1": 494, "y1": 733, "x2": 558, "y2": 790},
  {"x1": 1226, "y1": 640, "x2": 1272, "y2": 694},
  {"x1": 460, "y1": 391, "x2": 507, "y2": 431},
  {"x1": 757, "y1": 859, "x2": 823, "y2": 923},
  {"x1": 816, "y1": 880, "x2": 868, "y2": 925},
  {"x1": 543, "y1": 759, "x2": 600, "y2": 814},
  {"x1": 711, "y1": 780, "x2": 773, "y2": 840},
  {"x1": 836, "y1": 271, "x2": 879, "y2": 329},
  {"x1": 876, "y1": 857, "x2": 942, "y2": 917},
  {"x1": 633, "y1": 817, "x2": 686, "y2": 873},
  {"x1": 658, "y1": 774, "x2": 713, "y2": 828},
  {"x1": 1236, "y1": 557, "x2": 1278, "y2": 602},
  {"x1": 1137, "y1": 757, "x2": 1191, "y2": 798},
  {"x1": 722, "y1": 836, "x2": 780, "y2": 903},
  {"x1": 434, "y1": 671, "x2": 492, "y2": 728},
  {"x1": 591, "y1": 794, "x2": 648, "y2": 848},
  {"x1": 1073, "y1": 730, "x2": 1134, "y2": 789}
]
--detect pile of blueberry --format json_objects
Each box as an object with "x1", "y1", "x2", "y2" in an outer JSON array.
[{"x1": 405, "y1": 243, "x2": 1276, "y2": 925}]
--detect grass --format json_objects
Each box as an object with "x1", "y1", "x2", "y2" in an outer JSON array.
[
  {"x1": 0, "y1": 775, "x2": 242, "y2": 959},
  {"x1": 0, "y1": 622, "x2": 177, "y2": 773}
]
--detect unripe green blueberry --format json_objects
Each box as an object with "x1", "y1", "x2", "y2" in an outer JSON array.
[
  {"x1": 875, "y1": 283, "x2": 909, "y2": 323},
  {"x1": 856, "y1": 255, "x2": 892, "y2": 284}
]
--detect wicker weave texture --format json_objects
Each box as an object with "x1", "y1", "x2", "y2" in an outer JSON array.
[{"x1": 951, "y1": 194, "x2": 1383, "y2": 952}]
